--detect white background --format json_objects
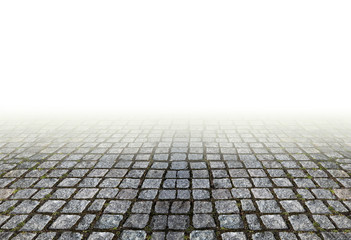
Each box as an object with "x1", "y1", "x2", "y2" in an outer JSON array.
[{"x1": 1, "y1": 0, "x2": 350, "y2": 115}]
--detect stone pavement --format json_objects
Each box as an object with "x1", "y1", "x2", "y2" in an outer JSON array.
[{"x1": 0, "y1": 118, "x2": 351, "y2": 240}]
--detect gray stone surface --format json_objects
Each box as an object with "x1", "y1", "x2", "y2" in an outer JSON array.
[
  {"x1": 261, "y1": 215, "x2": 288, "y2": 229},
  {"x1": 50, "y1": 215, "x2": 80, "y2": 229},
  {"x1": 95, "y1": 214, "x2": 123, "y2": 229},
  {"x1": 120, "y1": 230, "x2": 146, "y2": 240},
  {"x1": 190, "y1": 230, "x2": 216, "y2": 240},
  {"x1": 0, "y1": 118, "x2": 351, "y2": 237},
  {"x1": 289, "y1": 214, "x2": 315, "y2": 231},
  {"x1": 123, "y1": 214, "x2": 149, "y2": 228},
  {"x1": 87, "y1": 232, "x2": 114, "y2": 240},
  {"x1": 221, "y1": 232, "x2": 247, "y2": 240},
  {"x1": 218, "y1": 214, "x2": 244, "y2": 229},
  {"x1": 193, "y1": 214, "x2": 216, "y2": 228},
  {"x1": 21, "y1": 214, "x2": 51, "y2": 231}
]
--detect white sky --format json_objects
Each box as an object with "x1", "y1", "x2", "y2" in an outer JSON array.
[{"x1": 1, "y1": 0, "x2": 350, "y2": 115}]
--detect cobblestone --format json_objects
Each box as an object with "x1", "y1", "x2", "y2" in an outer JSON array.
[{"x1": 0, "y1": 118, "x2": 350, "y2": 238}]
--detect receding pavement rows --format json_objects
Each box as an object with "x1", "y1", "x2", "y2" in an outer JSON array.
[{"x1": 0, "y1": 119, "x2": 351, "y2": 239}]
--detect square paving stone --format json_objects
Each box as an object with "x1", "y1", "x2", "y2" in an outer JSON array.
[
  {"x1": 151, "y1": 232, "x2": 166, "y2": 240},
  {"x1": 99, "y1": 178, "x2": 121, "y2": 187},
  {"x1": 88, "y1": 199, "x2": 105, "y2": 212},
  {"x1": 95, "y1": 214, "x2": 123, "y2": 229},
  {"x1": 315, "y1": 178, "x2": 339, "y2": 188},
  {"x1": 51, "y1": 188, "x2": 76, "y2": 199},
  {"x1": 163, "y1": 179, "x2": 176, "y2": 188},
  {"x1": 171, "y1": 201, "x2": 190, "y2": 213},
  {"x1": 35, "y1": 179, "x2": 58, "y2": 188},
  {"x1": 0, "y1": 215, "x2": 10, "y2": 226},
  {"x1": 215, "y1": 200, "x2": 239, "y2": 213},
  {"x1": 155, "y1": 201, "x2": 170, "y2": 213},
  {"x1": 212, "y1": 170, "x2": 229, "y2": 178},
  {"x1": 297, "y1": 189, "x2": 315, "y2": 199},
  {"x1": 312, "y1": 215, "x2": 335, "y2": 230},
  {"x1": 78, "y1": 178, "x2": 101, "y2": 187},
  {"x1": 330, "y1": 215, "x2": 351, "y2": 229},
  {"x1": 221, "y1": 232, "x2": 246, "y2": 240},
  {"x1": 150, "y1": 215, "x2": 167, "y2": 230},
  {"x1": 256, "y1": 200, "x2": 281, "y2": 213},
  {"x1": 168, "y1": 215, "x2": 189, "y2": 230},
  {"x1": 126, "y1": 170, "x2": 144, "y2": 178},
  {"x1": 246, "y1": 214, "x2": 261, "y2": 230},
  {"x1": 58, "y1": 232, "x2": 82, "y2": 240},
  {"x1": 193, "y1": 190, "x2": 210, "y2": 199},
  {"x1": 0, "y1": 200, "x2": 17, "y2": 213},
  {"x1": 294, "y1": 179, "x2": 316, "y2": 188},
  {"x1": 123, "y1": 214, "x2": 149, "y2": 228},
  {"x1": 62, "y1": 200, "x2": 89, "y2": 213},
  {"x1": 278, "y1": 232, "x2": 298, "y2": 240},
  {"x1": 321, "y1": 232, "x2": 351, "y2": 240},
  {"x1": 272, "y1": 178, "x2": 293, "y2": 187},
  {"x1": 177, "y1": 189, "x2": 191, "y2": 199},
  {"x1": 177, "y1": 170, "x2": 190, "y2": 178},
  {"x1": 192, "y1": 170, "x2": 209, "y2": 178},
  {"x1": 192, "y1": 179, "x2": 210, "y2": 188},
  {"x1": 305, "y1": 200, "x2": 331, "y2": 213},
  {"x1": 177, "y1": 179, "x2": 190, "y2": 188},
  {"x1": 1, "y1": 215, "x2": 27, "y2": 229},
  {"x1": 10, "y1": 189, "x2": 37, "y2": 199},
  {"x1": 280, "y1": 200, "x2": 305, "y2": 213},
  {"x1": 0, "y1": 179, "x2": 14, "y2": 189},
  {"x1": 116, "y1": 189, "x2": 138, "y2": 199},
  {"x1": 96, "y1": 188, "x2": 118, "y2": 198},
  {"x1": 131, "y1": 201, "x2": 153, "y2": 213},
  {"x1": 138, "y1": 189, "x2": 158, "y2": 199},
  {"x1": 274, "y1": 188, "x2": 296, "y2": 199},
  {"x1": 288, "y1": 214, "x2": 315, "y2": 231},
  {"x1": 12, "y1": 232, "x2": 37, "y2": 240},
  {"x1": 298, "y1": 233, "x2": 321, "y2": 240},
  {"x1": 334, "y1": 189, "x2": 351, "y2": 199},
  {"x1": 229, "y1": 169, "x2": 249, "y2": 178},
  {"x1": 232, "y1": 178, "x2": 252, "y2": 187},
  {"x1": 167, "y1": 232, "x2": 184, "y2": 240},
  {"x1": 36, "y1": 232, "x2": 56, "y2": 240},
  {"x1": 190, "y1": 230, "x2": 216, "y2": 240},
  {"x1": 192, "y1": 214, "x2": 216, "y2": 228},
  {"x1": 252, "y1": 232, "x2": 276, "y2": 240},
  {"x1": 32, "y1": 189, "x2": 52, "y2": 199},
  {"x1": 21, "y1": 214, "x2": 51, "y2": 231},
  {"x1": 231, "y1": 188, "x2": 251, "y2": 198},
  {"x1": 121, "y1": 230, "x2": 146, "y2": 240},
  {"x1": 38, "y1": 200, "x2": 66, "y2": 213},
  {"x1": 241, "y1": 199, "x2": 256, "y2": 211},
  {"x1": 119, "y1": 178, "x2": 140, "y2": 188},
  {"x1": 142, "y1": 179, "x2": 162, "y2": 188},
  {"x1": 252, "y1": 178, "x2": 273, "y2": 187},
  {"x1": 74, "y1": 188, "x2": 99, "y2": 199},
  {"x1": 212, "y1": 189, "x2": 232, "y2": 199},
  {"x1": 260, "y1": 215, "x2": 288, "y2": 229},
  {"x1": 159, "y1": 190, "x2": 176, "y2": 199},
  {"x1": 218, "y1": 214, "x2": 244, "y2": 229},
  {"x1": 251, "y1": 188, "x2": 273, "y2": 199},
  {"x1": 311, "y1": 189, "x2": 335, "y2": 199},
  {"x1": 50, "y1": 215, "x2": 80, "y2": 229},
  {"x1": 104, "y1": 200, "x2": 131, "y2": 214},
  {"x1": 327, "y1": 200, "x2": 349, "y2": 212},
  {"x1": 76, "y1": 214, "x2": 95, "y2": 230},
  {"x1": 11, "y1": 200, "x2": 39, "y2": 214},
  {"x1": 58, "y1": 178, "x2": 80, "y2": 187},
  {"x1": 87, "y1": 232, "x2": 114, "y2": 240}
]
